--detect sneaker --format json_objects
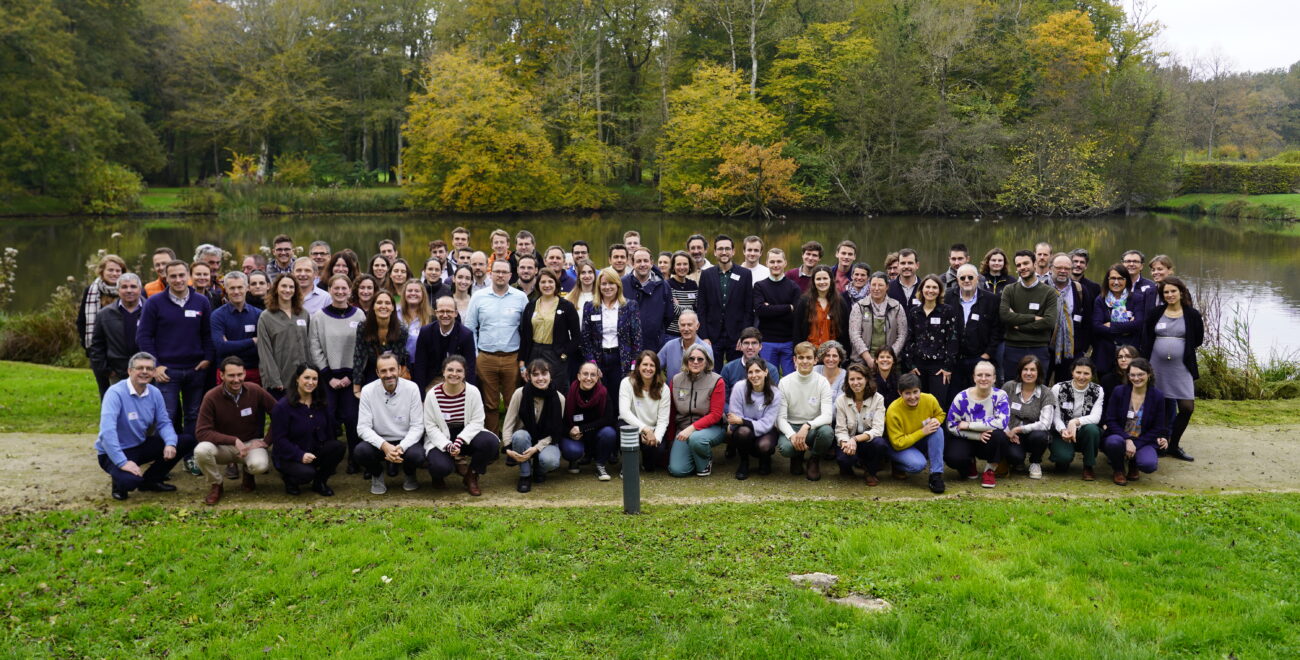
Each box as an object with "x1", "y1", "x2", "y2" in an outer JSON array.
[
  {"x1": 595, "y1": 463, "x2": 611, "y2": 481},
  {"x1": 696, "y1": 461, "x2": 712, "y2": 477},
  {"x1": 567, "y1": 460, "x2": 580, "y2": 475},
  {"x1": 402, "y1": 476, "x2": 419, "y2": 491},
  {"x1": 928, "y1": 472, "x2": 946, "y2": 494},
  {"x1": 1028, "y1": 463, "x2": 1042, "y2": 479},
  {"x1": 964, "y1": 459, "x2": 979, "y2": 480},
  {"x1": 185, "y1": 458, "x2": 202, "y2": 476},
  {"x1": 981, "y1": 469, "x2": 997, "y2": 489},
  {"x1": 370, "y1": 476, "x2": 388, "y2": 495}
]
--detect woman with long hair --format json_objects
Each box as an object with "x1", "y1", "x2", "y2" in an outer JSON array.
[
  {"x1": 904, "y1": 274, "x2": 958, "y2": 407},
  {"x1": 580, "y1": 268, "x2": 642, "y2": 397},
  {"x1": 1102, "y1": 357, "x2": 1170, "y2": 485},
  {"x1": 873, "y1": 346, "x2": 901, "y2": 409},
  {"x1": 422, "y1": 257, "x2": 446, "y2": 301},
  {"x1": 521, "y1": 268, "x2": 581, "y2": 391},
  {"x1": 619, "y1": 350, "x2": 671, "y2": 472},
  {"x1": 256, "y1": 273, "x2": 310, "y2": 397},
  {"x1": 270, "y1": 363, "x2": 344, "y2": 496},
  {"x1": 565, "y1": 258, "x2": 599, "y2": 329},
  {"x1": 450, "y1": 265, "x2": 474, "y2": 314},
  {"x1": 562, "y1": 361, "x2": 618, "y2": 480},
  {"x1": 421, "y1": 355, "x2": 500, "y2": 496},
  {"x1": 725, "y1": 356, "x2": 782, "y2": 480},
  {"x1": 979, "y1": 248, "x2": 1012, "y2": 294},
  {"x1": 351, "y1": 290, "x2": 408, "y2": 393},
  {"x1": 352, "y1": 274, "x2": 380, "y2": 313},
  {"x1": 503, "y1": 359, "x2": 567, "y2": 493},
  {"x1": 309, "y1": 274, "x2": 366, "y2": 473},
  {"x1": 367, "y1": 253, "x2": 390, "y2": 281},
  {"x1": 794, "y1": 265, "x2": 848, "y2": 347},
  {"x1": 1092, "y1": 264, "x2": 1146, "y2": 378},
  {"x1": 1143, "y1": 276, "x2": 1202, "y2": 462},
  {"x1": 399, "y1": 280, "x2": 431, "y2": 361},
  {"x1": 385, "y1": 258, "x2": 413, "y2": 298},
  {"x1": 834, "y1": 362, "x2": 888, "y2": 486},
  {"x1": 327, "y1": 250, "x2": 360, "y2": 284},
  {"x1": 666, "y1": 251, "x2": 698, "y2": 337}
]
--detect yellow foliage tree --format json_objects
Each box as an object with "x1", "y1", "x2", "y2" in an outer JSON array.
[
  {"x1": 1027, "y1": 10, "x2": 1112, "y2": 98},
  {"x1": 402, "y1": 50, "x2": 563, "y2": 212},
  {"x1": 996, "y1": 124, "x2": 1110, "y2": 216},
  {"x1": 684, "y1": 142, "x2": 803, "y2": 217}
]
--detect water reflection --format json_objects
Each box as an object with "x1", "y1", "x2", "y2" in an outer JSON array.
[{"x1": 3, "y1": 212, "x2": 1297, "y2": 355}]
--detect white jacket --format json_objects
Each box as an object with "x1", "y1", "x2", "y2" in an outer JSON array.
[{"x1": 422, "y1": 383, "x2": 490, "y2": 452}]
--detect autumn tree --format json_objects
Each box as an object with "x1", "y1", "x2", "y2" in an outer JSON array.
[
  {"x1": 996, "y1": 123, "x2": 1109, "y2": 216},
  {"x1": 684, "y1": 141, "x2": 802, "y2": 217}
]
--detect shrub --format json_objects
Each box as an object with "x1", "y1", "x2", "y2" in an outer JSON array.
[
  {"x1": 179, "y1": 186, "x2": 222, "y2": 213},
  {"x1": 78, "y1": 162, "x2": 144, "y2": 214},
  {"x1": 0, "y1": 280, "x2": 82, "y2": 365},
  {"x1": 273, "y1": 153, "x2": 314, "y2": 187},
  {"x1": 1179, "y1": 162, "x2": 1300, "y2": 194},
  {"x1": 1268, "y1": 150, "x2": 1300, "y2": 164}
]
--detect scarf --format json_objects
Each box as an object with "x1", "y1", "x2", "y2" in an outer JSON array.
[
  {"x1": 521, "y1": 380, "x2": 564, "y2": 441},
  {"x1": 1105, "y1": 290, "x2": 1134, "y2": 324},
  {"x1": 1052, "y1": 283, "x2": 1075, "y2": 362},
  {"x1": 843, "y1": 281, "x2": 868, "y2": 302},
  {"x1": 82, "y1": 277, "x2": 119, "y2": 347},
  {"x1": 565, "y1": 379, "x2": 608, "y2": 428}
]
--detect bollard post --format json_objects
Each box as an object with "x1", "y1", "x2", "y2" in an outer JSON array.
[{"x1": 619, "y1": 425, "x2": 641, "y2": 515}]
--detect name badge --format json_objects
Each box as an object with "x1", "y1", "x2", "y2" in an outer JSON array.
[
  {"x1": 591, "y1": 314, "x2": 602, "y2": 322},
  {"x1": 929, "y1": 317, "x2": 941, "y2": 325},
  {"x1": 677, "y1": 390, "x2": 687, "y2": 399},
  {"x1": 574, "y1": 413, "x2": 585, "y2": 422},
  {"x1": 730, "y1": 273, "x2": 741, "y2": 281},
  {"x1": 1156, "y1": 323, "x2": 1167, "y2": 330},
  {"x1": 1010, "y1": 403, "x2": 1022, "y2": 411},
  {"x1": 971, "y1": 313, "x2": 980, "y2": 321},
  {"x1": 1061, "y1": 400, "x2": 1073, "y2": 410},
  {"x1": 127, "y1": 411, "x2": 139, "y2": 421},
  {"x1": 185, "y1": 310, "x2": 200, "y2": 318},
  {"x1": 349, "y1": 321, "x2": 360, "y2": 328},
  {"x1": 1072, "y1": 314, "x2": 1082, "y2": 322},
  {"x1": 1028, "y1": 302, "x2": 1041, "y2": 311},
  {"x1": 244, "y1": 324, "x2": 256, "y2": 333},
  {"x1": 911, "y1": 299, "x2": 920, "y2": 305},
  {"x1": 556, "y1": 309, "x2": 563, "y2": 315},
  {"x1": 1142, "y1": 285, "x2": 1151, "y2": 293},
  {"x1": 240, "y1": 407, "x2": 253, "y2": 417},
  {"x1": 807, "y1": 396, "x2": 817, "y2": 406},
  {"x1": 1127, "y1": 410, "x2": 1136, "y2": 419},
  {"x1": 296, "y1": 319, "x2": 307, "y2": 327},
  {"x1": 396, "y1": 415, "x2": 406, "y2": 423}
]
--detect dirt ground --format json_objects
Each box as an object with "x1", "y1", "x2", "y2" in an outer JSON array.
[{"x1": 2, "y1": 424, "x2": 1298, "y2": 513}]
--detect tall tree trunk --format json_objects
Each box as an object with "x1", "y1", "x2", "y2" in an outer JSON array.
[{"x1": 595, "y1": 26, "x2": 603, "y2": 143}]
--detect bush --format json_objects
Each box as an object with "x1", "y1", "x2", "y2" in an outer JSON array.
[
  {"x1": 273, "y1": 153, "x2": 314, "y2": 187},
  {"x1": 179, "y1": 186, "x2": 222, "y2": 213},
  {"x1": 1268, "y1": 150, "x2": 1300, "y2": 164},
  {"x1": 0, "y1": 281, "x2": 82, "y2": 365},
  {"x1": 1179, "y1": 162, "x2": 1300, "y2": 194},
  {"x1": 78, "y1": 162, "x2": 144, "y2": 214}
]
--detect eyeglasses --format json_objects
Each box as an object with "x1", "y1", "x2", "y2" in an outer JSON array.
[
  {"x1": 687, "y1": 356, "x2": 706, "y2": 363},
  {"x1": 958, "y1": 275, "x2": 975, "y2": 281},
  {"x1": 1107, "y1": 277, "x2": 1127, "y2": 282}
]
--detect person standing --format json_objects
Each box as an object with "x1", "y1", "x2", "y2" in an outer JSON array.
[
  {"x1": 1143, "y1": 276, "x2": 1202, "y2": 463},
  {"x1": 1048, "y1": 253, "x2": 1091, "y2": 385},
  {"x1": 95, "y1": 352, "x2": 194, "y2": 500},
  {"x1": 464, "y1": 259, "x2": 528, "y2": 435},
  {"x1": 399, "y1": 280, "x2": 432, "y2": 362},
  {"x1": 1121, "y1": 249, "x2": 1159, "y2": 323},
  {"x1": 565, "y1": 259, "x2": 599, "y2": 330},
  {"x1": 697, "y1": 235, "x2": 753, "y2": 364},
  {"x1": 904, "y1": 275, "x2": 958, "y2": 407},
  {"x1": 793, "y1": 266, "x2": 849, "y2": 349},
  {"x1": 308, "y1": 274, "x2": 365, "y2": 472},
  {"x1": 622, "y1": 247, "x2": 675, "y2": 353},
  {"x1": 211, "y1": 271, "x2": 262, "y2": 385},
  {"x1": 849, "y1": 272, "x2": 908, "y2": 371},
  {"x1": 421, "y1": 355, "x2": 499, "y2": 496},
  {"x1": 944, "y1": 264, "x2": 1002, "y2": 395},
  {"x1": 740, "y1": 236, "x2": 770, "y2": 283},
  {"x1": 143, "y1": 248, "x2": 176, "y2": 298},
  {"x1": 998, "y1": 250, "x2": 1058, "y2": 381},
  {"x1": 89, "y1": 272, "x2": 144, "y2": 398},
  {"x1": 657, "y1": 310, "x2": 713, "y2": 382},
  {"x1": 1092, "y1": 265, "x2": 1146, "y2": 379},
  {"x1": 776, "y1": 342, "x2": 835, "y2": 481},
  {"x1": 1070, "y1": 249, "x2": 1101, "y2": 305},
  {"x1": 411, "y1": 295, "x2": 478, "y2": 393},
  {"x1": 352, "y1": 290, "x2": 408, "y2": 397},
  {"x1": 520, "y1": 269, "x2": 580, "y2": 391},
  {"x1": 256, "y1": 274, "x2": 310, "y2": 398},
  {"x1": 979, "y1": 248, "x2": 1013, "y2": 295},
  {"x1": 267, "y1": 235, "x2": 296, "y2": 278},
  {"x1": 294, "y1": 257, "x2": 329, "y2": 314},
  {"x1": 580, "y1": 268, "x2": 642, "y2": 397},
  {"x1": 79, "y1": 254, "x2": 126, "y2": 396},
  {"x1": 193, "y1": 357, "x2": 277, "y2": 505},
  {"x1": 785, "y1": 241, "x2": 822, "y2": 293},
  {"x1": 886, "y1": 249, "x2": 921, "y2": 308},
  {"x1": 136, "y1": 259, "x2": 213, "y2": 476},
  {"x1": 830, "y1": 240, "x2": 858, "y2": 292},
  {"x1": 356, "y1": 353, "x2": 426, "y2": 495},
  {"x1": 665, "y1": 252, "x2": 698, "y2": 338},
  {"x1": 270, "y1": 363, "x2": 345, "y2": 496},
  {"x1": 753, "y1": 248, "x2": 800, "y2": 376}
]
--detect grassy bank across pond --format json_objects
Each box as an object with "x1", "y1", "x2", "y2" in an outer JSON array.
[
  {"x1": 2, "y1": 494, "x2": 1297, "y2": 657},
  {"x1": 1153, "y1": 193, "x2": 1300, "y2": 222}
]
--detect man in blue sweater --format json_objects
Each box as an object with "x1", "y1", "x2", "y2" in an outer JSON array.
[
  {"x1": 95, "y1": 352, "x2": 196, "y2": 500},
  {"x1": 211, "y1": 271, "x2": 262, "y2": 384},
  {"x1": 136, "y1": 260, "x2": 213, "y2": 474}
]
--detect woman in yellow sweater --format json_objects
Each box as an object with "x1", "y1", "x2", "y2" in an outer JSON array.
[{"x1": 884, "y1": 373, "x2": 947, "y2": 494}]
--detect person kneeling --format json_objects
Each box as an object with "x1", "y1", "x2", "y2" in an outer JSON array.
[
  {"x1": 564, "y1": 362, "x2": 619, "y2": 481},
  {"x1": 505, "y1": 360, "x2": 567, "y2": 492},
  {"x1": 95, "y1": 352, "x2": 196, "y2": 501},
  {"x1": 1102, "y1": 358, "x2": 1169, "y2": 486},
  {"x1": 1049, "y1": 357, "x2": 1105, "y2": 481},
  {"x1": 884, "y1": 373, "x2": 947, "y2": 494},
  {"x1": 943, "y1": 361, "x2": 1011, "y2": 488},
  {"x1": 356, "y1": 353, "x2": 425, "y2": 494},
  {"x1": 776, "y1": 342, "x2": 835, "y2": 481},
  {"x1": 422, "y1": 355, "x2": 499, "y2": 496},
  {"x1": 270, "y1": 364, "x2": 345, "y2": 496},
  {"x1": 834, "y1": 363, "x2": 888, "y2": 486},
  {"x1": 726, "y1": 357, "x2": 782, "y2": 480},
  {"x1": 194, "y1": 356, "x2": 277, "y2": 505},
  {"x1": 668, "y1": 346, "x2": 727, "y2": 477}
]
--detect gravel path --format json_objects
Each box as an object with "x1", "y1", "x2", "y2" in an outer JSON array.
[{"x1": 2, "y1": 424, "x2": 1297, "y2": 513}]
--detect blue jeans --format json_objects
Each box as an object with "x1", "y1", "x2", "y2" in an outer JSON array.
[
  {"x1": 891, "y1": 429, "x2": 945, "y2": 474},
  {"x1": 668, "y1": 425, "x2": 726, "y2": 476},
  {"x1": 761, "y1": 342, "x2": 794, "y2": 379},
  {"x1": 563, "y1": 426, "x2": 618, "y2": 465},
  {"x1": 155, "y1": 366, "x2": 205, "y2": 457},
  {"x1": 511, "y1": 430, "x2": 562, "y2": 477}
]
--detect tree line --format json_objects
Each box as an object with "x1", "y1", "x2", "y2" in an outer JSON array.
[{"x1": 2, "y1": 0, "x2": 1298, "y2": 215}]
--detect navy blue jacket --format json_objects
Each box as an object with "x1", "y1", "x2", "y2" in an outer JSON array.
[
  {"x1": 943, "y1": 288, "x2": 1004, "y2": 361},
  {"x1": 136, "y1": 288, "x2": 214, "y2": 369},
  {"x1": 697, "y1": 265, "x2": 754, "y2": 348},
  {"x1": 622, "y1": 272, "x2": 675, "y2": 352},
  {"x1": 411, "y1": 318, "x2": 477, "y2": 394},
  {"x1": 1103, "y1": 384, "x2": 1170, "y2": 449},
  {"x1": 211, "y1": 302, "x2": 262, "y2": 368}
]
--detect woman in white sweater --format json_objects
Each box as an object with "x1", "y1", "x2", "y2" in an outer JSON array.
[
  {"x1": 833, "y1": 363, "x2": 888, "y2": 486},
  {"x1": 421, "y1": 355, "x2": 498, "y2": 496},
  {"x1": 619, "y1": 350, "x2": 671, "y2": 472},
  {"x1": 1048, "y1": 356, "x2": 1105, "y2": 481}
]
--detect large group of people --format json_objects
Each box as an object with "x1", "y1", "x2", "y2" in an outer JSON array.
[{"x1": 89, "y1": 227, "x2": 1204, "y2": 503}]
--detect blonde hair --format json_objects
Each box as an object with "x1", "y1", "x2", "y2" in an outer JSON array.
[
  {"x1": 96, "y1": 254, "x2": 128, "y2": 278},
  {"x1": 596, "y1": 268, "x2": 626, "y2": 306},
  {"x1": 565, "y1": 258, "x2": 598, "y2": 306}
]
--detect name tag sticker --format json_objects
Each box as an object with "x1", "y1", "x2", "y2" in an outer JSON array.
[
  {"x1": 677, "y1": 390, "x2": 686, "y2": 399},
  {"x1": 1010, "y1": 403, "x2": 1022, "y2": 411},
  {"x1": 185, "y1": 310, "x2": 200, "y2": 318},
  {"x1": 396, "y1": 415, "x2": 406, "y2": 423},
  {"x1": 240, "y1": 407, "x2": 253, "y2": 417},
  {"x1": 1061, "y1": 400, "x2": 1073, "y2": 409},
  {"x1": 1156, "y1": 323, "x2": 1167, "y2": 330},
  {"x1": 929, "y1": 317, "x2": 941, "y2": 325},
  {"x1": 127, "y1": 411, "x2": 139, "y2": 421},
  {"x1": 1073, "y1": 314, "x2": 1082, "y2": 322},
  {"x1": 971, "y1": 313, "x2": 980, "y2": 321},
  {"x1": 911, "y1": 299, "x2": 920, "y2": 305},
  {"x1": 556, "y1": 309, "x2": 563, "y2": 315},
  {"x1": 730, "y1": 273, "x2": 741, "y2": 281},
  {"x1": 574, "y1": 413, "x2": 585, "y2": 422},
  {"x1": 244, "y1": 324, "x2": 256, "y2": 333},
  {"x1": 296, "y1": 319, "x2": 307, "y2": 326},
  {"x1": 349, "y1": 321, "x2": 360, "y2": 328},
  {"x1": 1028, "y1": 302, "x2": 1041, "y2": 311},
  {"x1": 808, "y1": 396, "x2": 817, "y2": 405},
  {"x1": 591, "y1": 314, "x2": 602, "y2": 322},
  {"x1": 1127, "y1": 410, "x2": 1136, "y2": 419}
]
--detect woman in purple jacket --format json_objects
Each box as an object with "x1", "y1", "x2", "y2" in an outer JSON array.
[
  {"x1": 725, "y1": 357, "x2": 783, "y2": 480},
  {"x1": 270, "y1": 364, "x2": 345, "y2": 496},
  {"x1": 1102, "y1": 358, "x2": 1170, "y2": 486}
]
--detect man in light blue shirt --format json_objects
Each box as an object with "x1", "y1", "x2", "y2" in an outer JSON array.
[
  {"x1": 95, "y1": 352, "x2": 196, "y2": 500},
  {"x1": 464, "y1": 259, "x2": 528, "y2": 434}
]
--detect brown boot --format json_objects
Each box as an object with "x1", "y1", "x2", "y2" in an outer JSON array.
[
  {"x1": 1112, "y1": 471, "x2": 1127, "y2": 486},
  {"x1": 1126, "y1": 461, "x2": 1140, "y2": 482},
  {"x1": 1082, "y1": 466, "x2": 1096, "y2": 481},
  {"x1": 865, "y1": 473, "x2": 880, "y2": 487},
  {"x1": 805, "y1": 457, "x2": 821, "y2": 481},
  {"x1": 463, "y1": 470, "x2": 482, "y2": 496},
  {"x1": 241, "y1": 472, "x2": 257, "y2": 492},
  {"x1": 204, "y1": 483, "x2": 223, "y2": 506}
]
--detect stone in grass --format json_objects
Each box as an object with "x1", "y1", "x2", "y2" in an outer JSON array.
[
  {"x1": 789, "y1": 573, "x2": 892, "y2": 613},
  {"x1": 831, "y1": 594, "x2": 893, "y2": 613},
  {"x1": 789, "y1": 572, "x2": 839, "y2": 593}
]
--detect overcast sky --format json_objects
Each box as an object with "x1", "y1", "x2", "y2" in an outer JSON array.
[{"x1": 1147, "y1": 0, "x2": 1300, "y2": 72}]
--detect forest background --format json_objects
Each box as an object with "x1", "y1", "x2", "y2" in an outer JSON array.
[{"x1": 3, "y1": 0, "x2": 1299, "y2": 216}]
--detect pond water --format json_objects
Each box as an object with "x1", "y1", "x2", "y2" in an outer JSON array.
[{"x1": 2, "y1": 212, "x2": 1297, "y2": 358}]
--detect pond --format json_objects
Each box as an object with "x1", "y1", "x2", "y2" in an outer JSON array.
[{"x1": 2, "y1": 212, "x2": 1297, "y2": 358}]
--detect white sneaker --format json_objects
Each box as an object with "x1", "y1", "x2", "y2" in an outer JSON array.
[
  {"x1": 402, "y1": 476, "x2": 419, "y2": 491},
  {"x1": 370, "y1": 476, "x2": 388, "y2": 495},
  {"x1": 696, "y1": 461, "x2": 712, "y2": 477},
  {"x1": 1028, "y1": 463, "x2": 1043, "y2": 479},
  {"x1": 567, "y1": 461, "x2": 580, "y2": 474},
  {"x1": 595, "y1": 464, "x2": 611, "y2": 481}
]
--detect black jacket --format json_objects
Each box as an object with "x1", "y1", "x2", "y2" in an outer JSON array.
[
  {"x1": 520, "y1": 297, "x2": 580, "y2": 366},
  {"x1": 1053, "y1": 279, "x2": 1093, "y2": 361},
  {"x1": 88, "y1": 301, "x2": 142, "y2": 376},
  {"x1": 410, "y1": 318, "x2": 477, "y2": 394},
  {"x1": 697, "y1": 264, "x2": 754, "y2": 346},
  {"x1": 887, "y1": 278, "x2": 922, "y2": 309},
  {"x1": 1142, "y1": 305, "x2": 1204, "y2": 380},
  {"x1": 903, "y1": 302, "x2": 958, "y2": 371},
  {"x1": 943, "y1": 288, "x2": 1003, "y2": 361}
]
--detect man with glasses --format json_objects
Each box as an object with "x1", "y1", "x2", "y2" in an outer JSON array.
[
  {"x1": 1049, "y1": 253, "x2": 1091, "y2": 384},
  {"x1": 465, "y1": 259, "x2": 528, "y2": 435},
  {"x1": 267, "y1": 235, "x2": 296, "y2": 277},
  {"x1": 1121, "y1": 249, "x2": 1158, "y2": 321},
  {"x1": 412, "y1": 296, "x2": 477, "y2": 393},
  {"x1": 95, "y1": 352, "x2": 196, "y2": 500},
  {"x1": 944, "y1": 264, "x2": 1002, "y2": 393},
  {"x1": 697, "y1": 234, "x2": 753, "y2": 363},
  {"x1": 308, "y1": 241, "x2": 331, "y2": 288}
]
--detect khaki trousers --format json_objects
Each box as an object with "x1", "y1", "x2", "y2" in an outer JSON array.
[{"x1": 194, "y1": 441, "x2": 271, "y2": 486}]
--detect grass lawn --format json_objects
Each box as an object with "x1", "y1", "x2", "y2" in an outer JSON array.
[
  {"x1": 1, "y1": 360, "x2": 1297, "y2": 434},
  {"x1": 1, "y1": 495, "x2": 1297, "y2": 657},
  {"x1": 138, "y1": 187, "x2": 187, "y2": 212},
  {"x1": 1155, "y1": 193, "x2": 1300, "y2": 222}
]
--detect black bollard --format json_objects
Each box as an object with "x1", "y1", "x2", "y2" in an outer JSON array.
[{"x1": 619, "y1": 425, "x2": 641, "y2": 514}]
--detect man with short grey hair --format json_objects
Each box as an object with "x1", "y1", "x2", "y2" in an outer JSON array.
[
  {"x1": 657, "y1": 309, "x2": 714, "y2": 381},
  {"x1": 90, "y1": 272, "x2": 145, "y2": 397},
  {"x1": 95, "y1": 352, "x2": 196, "y2": 500},
  {"x1": 212, "y1": 270, "x2": 262, "y2": 384}
]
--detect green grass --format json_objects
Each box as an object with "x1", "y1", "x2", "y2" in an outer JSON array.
[
  {"x1": 138, "y1": 187, "x2": 186, "y2": 212},
  {"x1": 0, "y1": 193, "x2": 79, "y2": 216},
  {"x1": 2, "y1": 360, "x2": 1298, "y2": 435},
  {"x1": 2, "y1": 495, "x2": 1297, "y2": 657},
  {"x1": 1154, "y1": 193, "x2": 1300, "y2": 221}
]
